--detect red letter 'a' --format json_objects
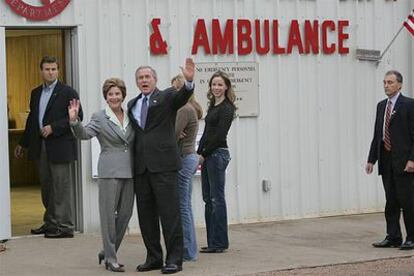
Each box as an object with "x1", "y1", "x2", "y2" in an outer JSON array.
[
  {"x1": 192, "y1": 19, "x2": 211, "y2": 55},
  {"x1": 237, "y1": 19, "x2": 252, "y2": 55},
  {"x1": 287, "y1": 20, "x2": 304, "y2": 54},
  {"x1": 304, "y1": 20, "x2": 319, "y2": 54},
  {"x1": 212, "y1": 19, "x2": 234, "y2": 54},
  {"x1": 255, "y1": 19, "x2": 270, "y2": 55}
]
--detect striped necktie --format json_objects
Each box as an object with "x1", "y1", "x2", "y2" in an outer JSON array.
[{"x1": 383, "y1": 100, "x2": 392, "y2": 151}]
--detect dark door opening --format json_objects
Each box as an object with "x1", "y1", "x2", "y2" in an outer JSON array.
[{"x1": 6, "y1": 28, "x2": 81, "y2": 236}]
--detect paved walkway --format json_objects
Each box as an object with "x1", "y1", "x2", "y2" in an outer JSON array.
[{"x1": 1, "y1": 213, "x2": 414, "y2": 275}]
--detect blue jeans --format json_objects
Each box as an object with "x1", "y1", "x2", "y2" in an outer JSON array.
[
  {"x1": 178, "y1": 153, "x2": 199, "y2": 261},
  {"x1": 201, "y1": 148, "x2": 231, "y2": 249}
]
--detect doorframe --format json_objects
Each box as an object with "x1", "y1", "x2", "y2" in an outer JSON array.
[
  {"x1": 0, "y1": 26, "x2": 11, "y2": 241},
  {"x1": 2, "y1": 25, "x2": 84, "y2": 236},
  {"x1": 64, "y1": 27, "x2": 84, "y2": 232}
]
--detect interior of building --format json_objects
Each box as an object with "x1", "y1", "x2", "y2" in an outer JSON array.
[{"x1": 7, "y1": 29, "x2": 66, "y2": 236}]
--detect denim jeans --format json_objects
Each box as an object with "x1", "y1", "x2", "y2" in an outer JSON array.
[
  {"x1": 178, "y1": 153, "x2": 199, "y2": 261},
  {"x1": 201, "y1": 148, "x2": 231, "y2": 249}
]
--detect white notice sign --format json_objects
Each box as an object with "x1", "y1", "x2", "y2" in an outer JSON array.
[{"x1": 194, "y1": 62, "x2": 259, "y2": 117}]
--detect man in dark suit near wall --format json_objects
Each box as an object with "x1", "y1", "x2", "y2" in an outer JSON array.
[
  {"x1": 14, "y1": 56, "x2": 82, "y2": 238},
  {"x1": 366, "y1": 70, "x2": 414, "y2": 250},
  {"x1": 128, "y1": 58, "x2": 195, "y2": 274}
]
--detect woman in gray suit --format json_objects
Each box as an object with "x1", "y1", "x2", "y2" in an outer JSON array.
[{"x1": 68, "y1": 78, "x2": 134, "y2": 272}]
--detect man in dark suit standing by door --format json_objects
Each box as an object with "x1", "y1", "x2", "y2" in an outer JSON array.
[
  {"x1": 366, "y1": 70, "x2": 414, "y2": 250},
  {"x1": 128, "y1": 58, "x2": 195, "y2": 274},
  {"x1": 15, "y1": 56, "x2": 82, "y2": 238}
]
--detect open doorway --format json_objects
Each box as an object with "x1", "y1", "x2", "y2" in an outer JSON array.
[{"x1": 6, "y1": 28, "x2": 81, "y2": 236}]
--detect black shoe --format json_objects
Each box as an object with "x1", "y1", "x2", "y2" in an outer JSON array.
[
  {"x1": 161, "y1": 264, "x2": 182, "y2": 274},
  {"x1": 44, "y1": 229, "x2": 74, "y2": 239},
  {"x1": 400, "y1": 240, "x2": 414, "y2": 250},
  {"x1": 30, "y1": 225, "x2": 48, "y2": 235},
  {"x1": 105, "y1": 262, "x2": 125, "y2": 272},
  {"x1": 136, "y1": 262, "x2": 163, "y2": 272},
  {"x1": 98, "y1": 252, "x2": 124, "y2": 267},
  {"x1": 372, "y1": 238, "x2": 402, "y2": 248},
  {"x1": 199, "y1": 247, "x2": 225, "y2": 253}
]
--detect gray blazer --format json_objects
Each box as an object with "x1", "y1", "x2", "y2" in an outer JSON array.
[{"x1": 71, "y1": 109, "x2": 135, "y2": 178}]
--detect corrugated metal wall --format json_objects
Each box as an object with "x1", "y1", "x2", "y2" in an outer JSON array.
[{"x1": 1, "y1": 0, "x2": 413, "y2": 232}]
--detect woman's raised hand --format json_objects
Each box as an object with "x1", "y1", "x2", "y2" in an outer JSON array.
[{"x1": 68, "y1": 99, "x2": 80, "y2": 122}]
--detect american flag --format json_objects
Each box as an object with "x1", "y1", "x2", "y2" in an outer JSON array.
[{"x1": 404, "y1": 10, "x2": 414, "y2": 36}]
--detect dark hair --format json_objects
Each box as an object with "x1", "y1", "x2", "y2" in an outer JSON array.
[
  {"x1": 40, "y1": 56, "x2": 59, "y2": 70},
  {"x1": 102, "y1": 78, "x2": 127, "y2": 100},
  {"x1": 135, "y1": 66, "x2": 157, "y2": 81},
  {"x1": 207, "y1": 71, "x2": 236, "y2": 109},
  {"x1": 385, "y1": 70, "x2": 403, "y2": 83}
]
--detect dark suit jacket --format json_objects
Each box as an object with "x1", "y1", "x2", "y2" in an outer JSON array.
[
  {"x1": 20, "y1": 81, "x2": 83, "y2": 163},
  {"x1": 127, "y1": 85, "x2": 193, "y2": 174},
  {"x1": 368, "y1": 94, "x2": 414, "y2": 175}
]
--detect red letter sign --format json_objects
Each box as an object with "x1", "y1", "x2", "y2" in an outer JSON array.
[
  {"x1": 255, "y1": 19, "x2": 270, "y2": 55},
  {"x1": 304, "y1": 20, "x2": 319, "y2": 54},
  {"x1": 287, "y1": 20, "x2": 304, "y2": 54},
  {"x1": 338, "y1": 20, "x2": 349, "y2": 54},
  {"x1": 212, "y1": 19, "x2": 234, "y2": 54},
  {"x1": 322, "y1": 20, "x2": 336, "y2": 54},
  {"x1": 237, "y1": 19, "x2": 253, "y2": 55},
  {"x1": 5, "y1": 0, "x2": 71, "y2": 21},
  {"x1": 150, "y1": 18, "x2": 168, "y2": 55},
  {"x1": 192, "y1": 19, "x2": 211, "y2": 55}
]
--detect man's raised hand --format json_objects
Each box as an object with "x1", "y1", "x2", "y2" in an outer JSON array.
[{"x1": 181, "y1": 58, "x2": 195, "y2": 82}]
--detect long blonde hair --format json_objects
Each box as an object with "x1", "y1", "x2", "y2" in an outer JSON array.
[{"x1": 171, "y1": 74, "x2": 203, "y2": 119}]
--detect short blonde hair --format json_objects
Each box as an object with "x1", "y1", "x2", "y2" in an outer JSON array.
[{"x1": 171, "y1": 74, "x2": 185, "y2": 90}]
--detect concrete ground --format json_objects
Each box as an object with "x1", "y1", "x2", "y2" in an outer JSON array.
[
  {"x1": 1, "y1": 213, "x2": 414, "y2": 276},
  {"x1": 256, "y1": 257, "x2": 414, "y2": 276}
]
